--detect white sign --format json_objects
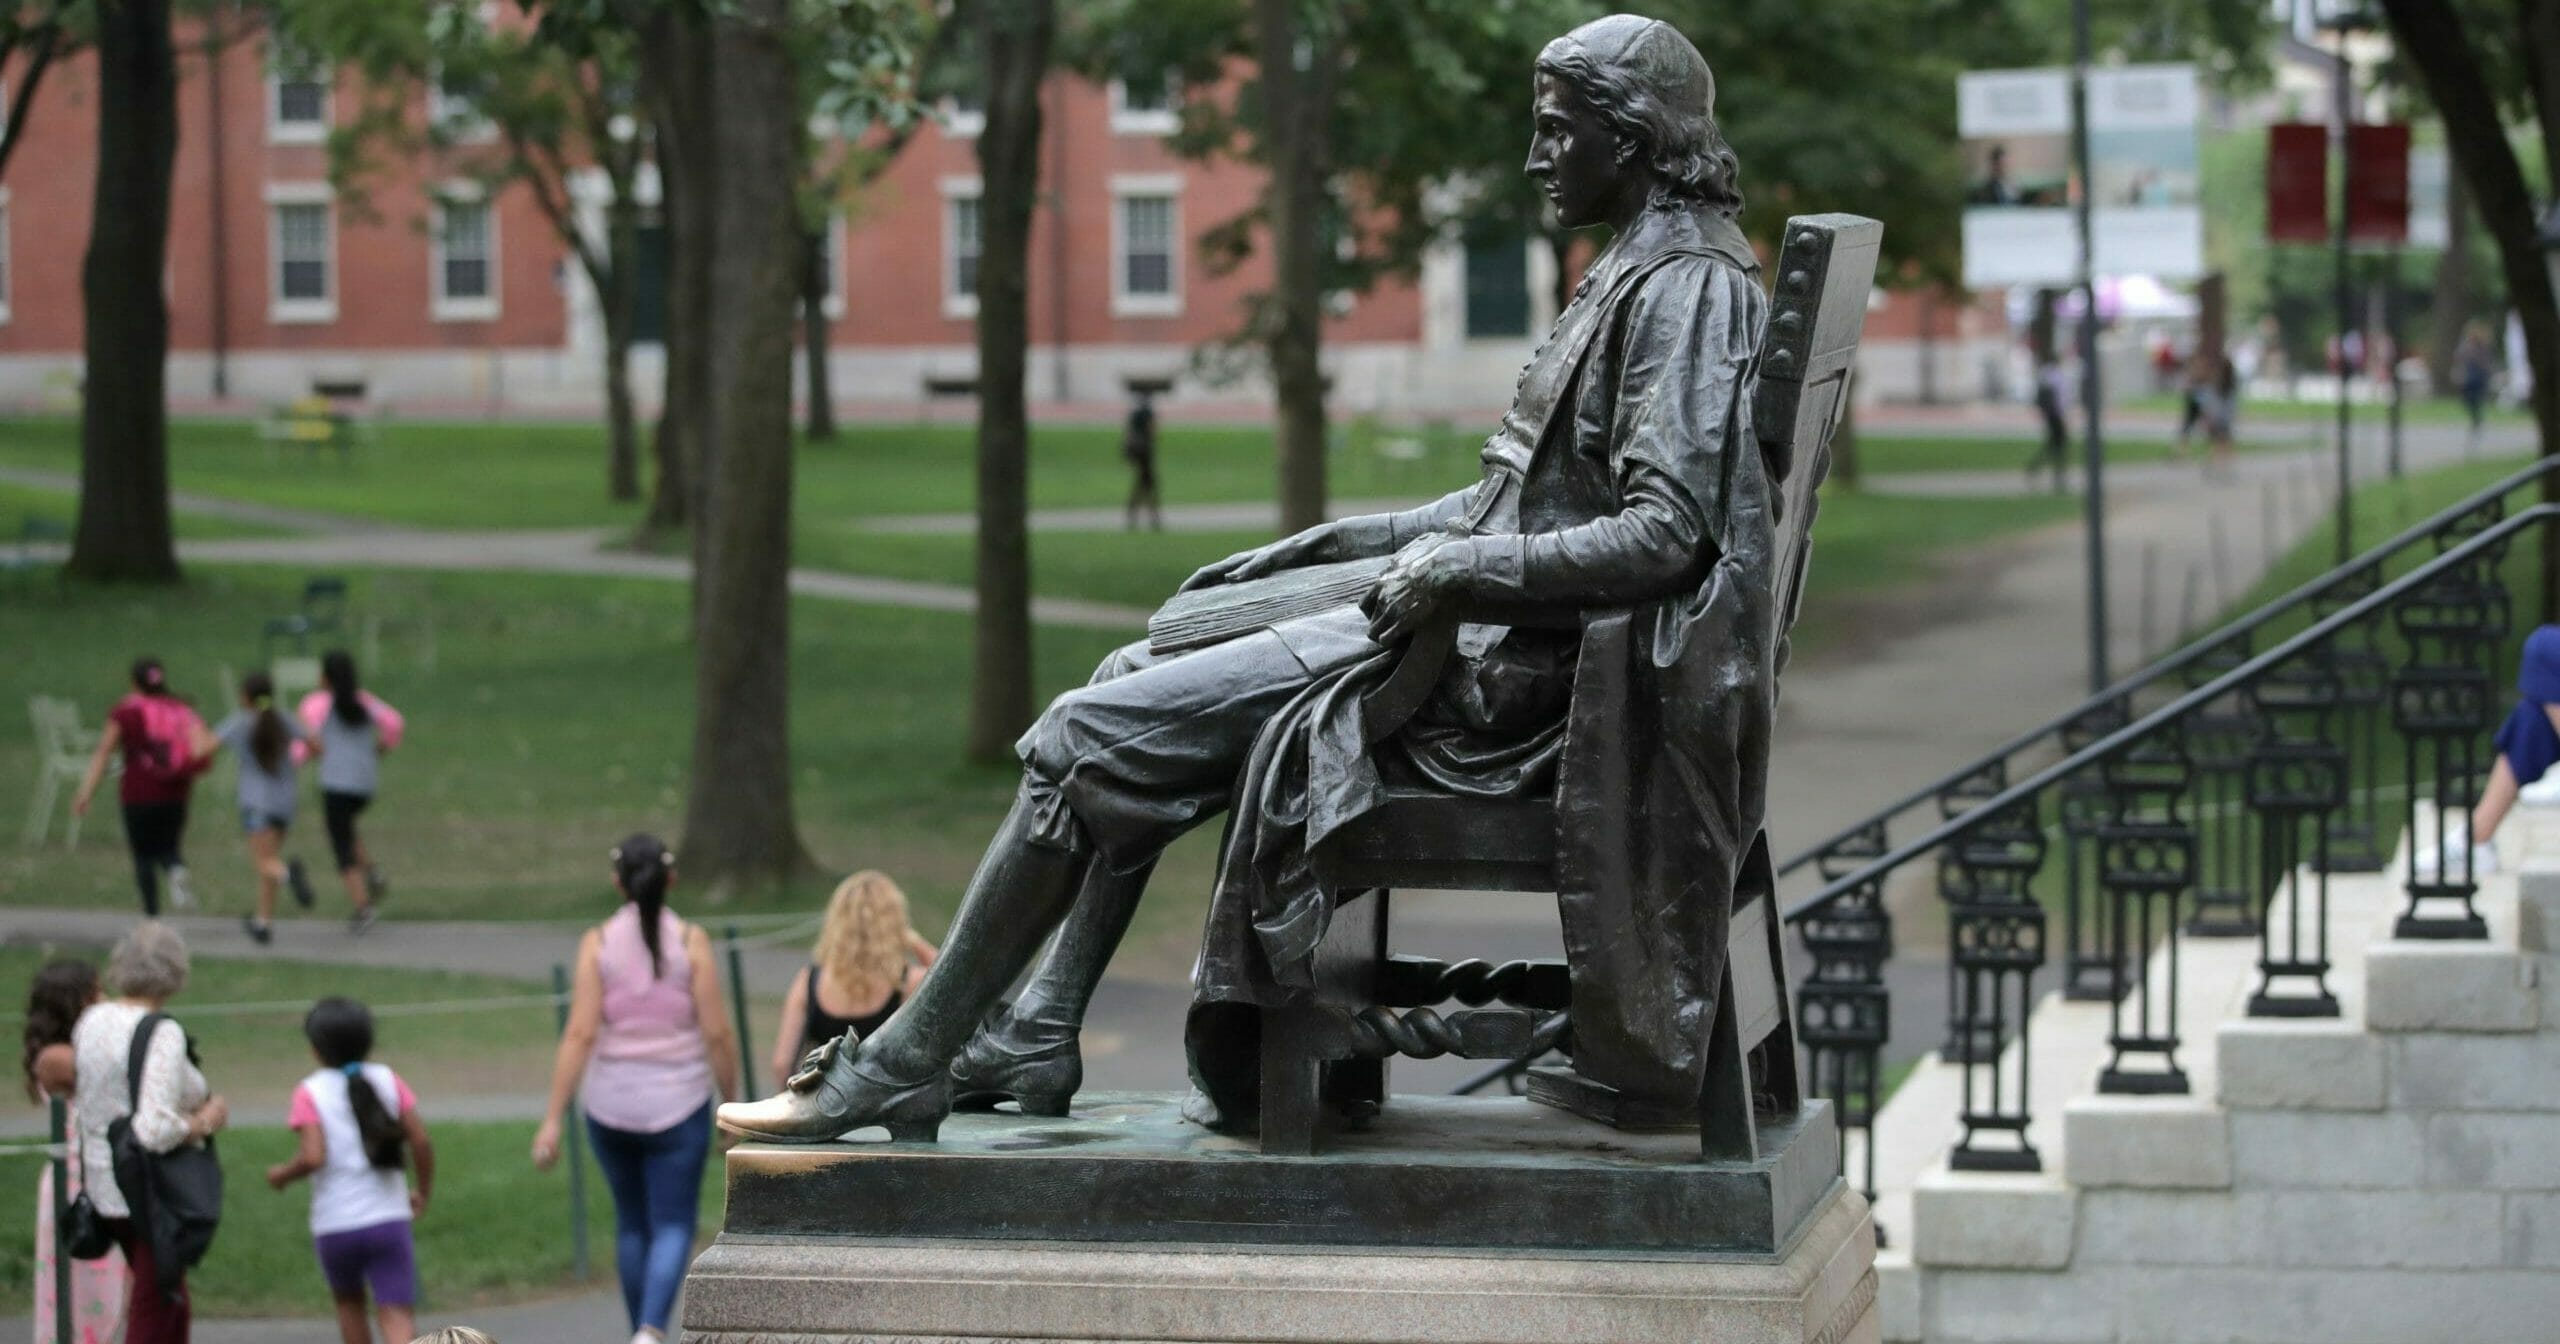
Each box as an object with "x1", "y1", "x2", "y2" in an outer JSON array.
[{"x1": 1958, "y1": 64, "x2": 2206, "y2": 288}]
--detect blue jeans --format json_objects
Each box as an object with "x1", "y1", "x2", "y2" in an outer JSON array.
[{"x1": 586, "y1": 1100, "x2": 712, "y2": 1332}]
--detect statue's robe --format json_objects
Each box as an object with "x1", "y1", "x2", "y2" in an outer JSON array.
[{"x1": 1188, "y1": 202, "x2": 1779, "y2": 1115}]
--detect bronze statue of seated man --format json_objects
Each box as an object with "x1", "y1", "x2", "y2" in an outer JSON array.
[{"x1": 718, "y1": 13, "x2": 1779, "y2": 1144}]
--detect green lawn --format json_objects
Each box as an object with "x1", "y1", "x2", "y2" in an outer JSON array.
[
  {"x1": 0, "y1": 567, "x2": 1174, "y2": 938},
  {"x1": 0, "y1": 947, "x2": 573, "y2": 1114},
  {"x1": 0, "y1": 481, "x2": 283, "y2": 542},
  {"x1": 1851, "y1": 432, "x2": 2300, "y2": 476},
  {"x1": 0, "y1": 1117, "x2": 721, "y2": 1318}
]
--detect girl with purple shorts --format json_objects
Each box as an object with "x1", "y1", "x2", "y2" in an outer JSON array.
[{"x1": 267, "y1": 998, "x2": 437, "y2": 1344}]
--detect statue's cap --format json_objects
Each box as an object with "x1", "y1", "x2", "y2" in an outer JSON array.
[{"x1": 1540, "y1": 15, "x2": 1716, "y2": 116}]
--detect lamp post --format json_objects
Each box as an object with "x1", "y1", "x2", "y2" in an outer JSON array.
[
  {"x1": 2072, "y1": 0, "x2": 2107, "y2": 693},
  {"x1": 2322, "y1": 7, "x2": 2374, "y2": 566}
]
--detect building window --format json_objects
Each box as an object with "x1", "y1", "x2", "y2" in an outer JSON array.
[
  {"x1": 943, "y1": 182, "x2": 982, "y2": 318},
  {"x1": 268, "y1": 187, "x2": 335, "y2": 322},
  {"x1": 428, "y1": 69, "x2": 497, "y2": 144},
  {"x1": 1108, "y1": 72, "x2": 1180, "y2": 135},
  {"x1": 1111, "y1": 176, "x2": 1181, "y2": 317},
  {"x1": 1463, "y1": 230, "x2": 1531, "y2": 338},
  {"x1": 432, "y1": 191, "x2": 499, "y2": 321},
  {"x1": 268, "y1": 40, "x2": 330, "y2": 144}
]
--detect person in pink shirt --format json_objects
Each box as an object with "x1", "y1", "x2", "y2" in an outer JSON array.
[
  {"x1": 530, "y1": 836, "x2": 740, "y2": 1344},
  {"x1": 267, "y1": 998, "x2": 435, "y2": 1344},
  {"x1": 296, "y1": 652, "x2": 405, "y2": 930}
]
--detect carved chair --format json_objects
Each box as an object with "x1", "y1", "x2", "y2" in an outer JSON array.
[{"x1": 1251, "y1": 214, "x2": 1884, "y2": 1157}]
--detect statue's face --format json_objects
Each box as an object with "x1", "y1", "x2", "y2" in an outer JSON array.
[{"x1": 1526, "y1": 72, "x2": 1633, "y2": 230}]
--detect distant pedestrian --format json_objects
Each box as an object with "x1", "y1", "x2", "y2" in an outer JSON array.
[
  {"x1": 1123, "y1": 388, "x2": 1162, "y2": 531},
  {"x1": 2458, "y1": 324, "x2": 2496, "y2": 453},
  {"x1": 298, "y1": 651, "x2": 404, "y2": 929},
  {"x1": 24, "y1": 956, "x2": 130, "y2": 1344},
  {"x1": 2027, "y1": 355, "x2": 2070, "y2": 493},
  {"x1": 267, "y1": 998, "x2": 435, "y2": 1344},
  {"x1": 209, "y1": 671, "x2": 318, "y2": 946},
  {"x1": 73, "y1": 922, "x2": 231, "y2": 1344},
  {"x1": 768, "y1": 871, "x2": 939, "y2": 1088},
  {"x1": 531, "y1": 836, "x2": 740, "y2": 1344},
  {"x1": 2197, "y1": 351, "x2": 2239, "y2": 477},
  {"x1": 72, "y1": 658, "x2": 216, "y2": 917}
]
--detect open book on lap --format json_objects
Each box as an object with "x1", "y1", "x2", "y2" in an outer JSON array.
[{"x1": 1147, "y1": 557, "x2": 1394, "y2": 656}]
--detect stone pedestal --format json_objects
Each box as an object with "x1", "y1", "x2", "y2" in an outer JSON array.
[{"x1": 681, "y1": 1093, "x2": 1879, "y2": 1344}]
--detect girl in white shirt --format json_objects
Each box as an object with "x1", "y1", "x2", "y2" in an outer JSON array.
[{"x1": 266, "y1": 998, "x2": 436, "y2": 1344}]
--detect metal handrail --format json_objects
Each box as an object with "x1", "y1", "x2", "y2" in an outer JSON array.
[
  {"x1": 1785, "y1": 503, "x2": 2551, "y2": 922},
  {"x1": 1776, "y1": 454, "x2": 2560, "y2": 906}
]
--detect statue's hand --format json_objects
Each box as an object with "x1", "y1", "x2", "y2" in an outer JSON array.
[
  {"x1": 1176, "y1": 524, "x2": 1336, "y2": 593},
  {"x1": 1364, "y1": 532, "x2": 1470, "y2": 645}
]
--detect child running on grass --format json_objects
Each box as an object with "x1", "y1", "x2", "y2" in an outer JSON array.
[
  {"x1": 269, "y1": 998, "x2": 437, "y2": 1344},
  {"x1": 213, "y1": 671, "x2": 318, "y2": 945},
  {"x1": 297, "y1": 651, "x2": 404, "y2": 929}
]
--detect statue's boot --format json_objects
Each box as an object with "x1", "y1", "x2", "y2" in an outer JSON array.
[
  {"x1": 716, "y1": 796, "x2": 1088, "y2": 1143},
  {"x1": 951, "y1": 858, "x2": 1156, "y2": 1116}
]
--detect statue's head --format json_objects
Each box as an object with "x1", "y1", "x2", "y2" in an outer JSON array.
[{"x1": 1527, "y1": 15, "x2": 1741, "y2": 229}]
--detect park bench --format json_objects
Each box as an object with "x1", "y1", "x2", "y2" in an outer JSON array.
[
  {"x1": 258, "y1": 393, "x2": 376, "y2": 461},
  {"x1": 23, "y1": 695, "x2": 93, "y2": 848},
  {"x1": 1246, "y1": 214, "x2": 1882, "y2": 1158}
]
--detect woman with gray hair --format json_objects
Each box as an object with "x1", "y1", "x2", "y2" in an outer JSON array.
[{"x1": 71, "y1": 921, "x2": 230, "y2": 1343}]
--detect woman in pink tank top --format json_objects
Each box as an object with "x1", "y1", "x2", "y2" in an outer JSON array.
[{"x1": 530, "y1": 835, "x2": 739, "y2": 1344}]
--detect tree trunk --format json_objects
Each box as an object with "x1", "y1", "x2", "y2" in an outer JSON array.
[
  {"x1": 2378, "y1": 0, "x2": 2560, "y2": 616},
  {"x1": 803, "y1": 229, "x2": 838, "y2": 442},
  {"x1": 2424, "y1": 160, "x2": 2474, "y2": 397},
  {"x1": 963, "y1": 0, "x2": 1054, "y2": 765},
  {"x1": 1257, "y1": 0, "x2": 1335, "y2": 537},
  {"x1": 603, "y1": 194, "x2": 642, "y2": 503},
  {"x1": 676, "y1": 0, "x2": 815, "y2": 893},
  {"x1": 638, "y1": 7, "x2": 708, "y2": 535},
  {"x1": 68, "y1": 0, "x2": 179, "y2": 584}
]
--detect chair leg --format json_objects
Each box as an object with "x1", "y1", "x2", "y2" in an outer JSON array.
[
  {"x1": 1699, "y1": 961, "x2": 1761, "y2": 1164},
  {"x1": 1257, "y1": 1007, "x2": 1329, "y2": 1156},
  {"x1": 24, "y1": 767, "x2": 56, "y2": 847},
  {"x1": 62, "y1": 772, "x2": 81, "y2": 849}
]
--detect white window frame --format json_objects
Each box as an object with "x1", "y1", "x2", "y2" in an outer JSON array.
[
  {"x1": 265, "y1": 182, "x2": 337, "y2": 323},
  {"x1": 941, "y1": 93, "x2": 985, "y2": 139},
  {"x1": 821, "y1": 212, "x2": 846, "y2": 319},
  {"x1": 266, "y1": 41, "x2": 331, "y2": 146},
  {"x1": 0, "y1": 188, "x2": 13, "y2": 326},
  {"x1": 430, "y1": 183, "x2": 501, "y2": 322},
  {"x1": 1109, "y1": 174, "x2": 1182, "y2": 318},
  {"x1": 941, "y1": 176, "x2": 982, "y2": 319},
  {"x1": 1107, "y1": 73, "x2": 1180, "y2": 135}
]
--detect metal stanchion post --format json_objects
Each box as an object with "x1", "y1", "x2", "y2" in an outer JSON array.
[
  {"x1": 51, "y1": 1096, "x2": 71, "y2": 1344},
  {"x1": 726, "y1": 924, "x2": 757, "y2": 1099},
  {"x1": 552, "y1": 962, "x2": 591, "y2": 1281}
]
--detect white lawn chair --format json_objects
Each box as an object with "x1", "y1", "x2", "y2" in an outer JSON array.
[
  {"x1": 271, "y1": 655, "x2": 323, "y2": 702},
  {"x1": 24, "y1": 696, "x2": 93, "y2": 847}
]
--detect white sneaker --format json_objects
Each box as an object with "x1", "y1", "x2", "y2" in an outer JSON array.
[
  {"x1": 2520, "y1": 773, "x2": 2560, "y2": 807},
  {"x1": 166, "y1": 866, "x2": 195, "y2": 910},
  {"x1": 2412, "y1": 829, "x2": 2499, "y2": 883}
]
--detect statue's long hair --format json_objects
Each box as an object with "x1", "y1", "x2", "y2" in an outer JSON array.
[{"x1": 1535, "y1": 31, "x2": 1743, "y2": 217}]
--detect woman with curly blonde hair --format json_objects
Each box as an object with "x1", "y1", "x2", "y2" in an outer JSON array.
[{"x1": 768, "y1": 872, "x2": 939, "y2": 1088}]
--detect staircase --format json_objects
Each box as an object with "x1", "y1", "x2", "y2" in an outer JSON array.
[{"x1": 1876, "y1": 804, "x2": 2558, "y2": 1342}]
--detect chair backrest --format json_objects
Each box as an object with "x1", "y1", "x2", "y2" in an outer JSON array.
[
  {"x1": 27, "y1": 695, "x2": 71, "y2": 754},
  {"x1": 302, "y1": 576, "x2": 349, "y2": 632},
  {"x1": 1753, "y1": 214, "x2": 1883, "y2": 670},
  {"x1": 272, "y1": 655, "x2": 323, "y2": 700}
]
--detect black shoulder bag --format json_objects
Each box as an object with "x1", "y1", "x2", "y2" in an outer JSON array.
[{"x1": 107, "y1": 1013, "x2": 225, "y2": 1299}]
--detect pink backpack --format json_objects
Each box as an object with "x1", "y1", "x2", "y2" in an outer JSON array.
[{"x1": 124, "y1": 695, "x2": 208, "y2": 791}]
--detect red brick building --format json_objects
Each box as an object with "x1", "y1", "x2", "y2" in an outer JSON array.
[{"x1": 0, "y1": 21, "x2": 1966, "y2": 416}]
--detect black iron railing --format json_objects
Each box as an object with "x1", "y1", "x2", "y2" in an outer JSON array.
[{"x1": 1784, "y1": 500, "x2": 2539, "y2": 1184}]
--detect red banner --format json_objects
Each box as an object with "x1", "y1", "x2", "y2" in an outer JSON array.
[
  {"x1": 2266, "y1": 123, "x2": 2328, "y2": 242},
  {"x1": 2348, "y1": 122, "x2": 2412, "y2": 244}
]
